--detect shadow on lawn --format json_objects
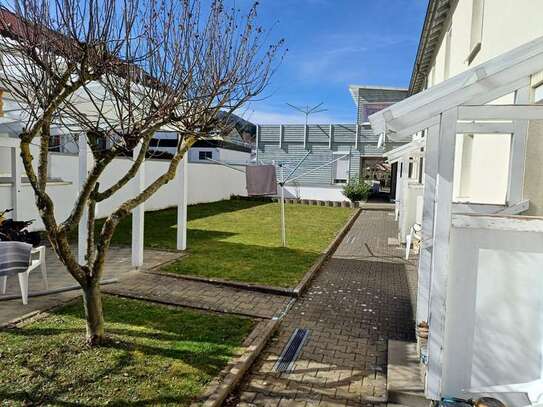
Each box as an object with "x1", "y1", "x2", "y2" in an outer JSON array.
[{"x1": 0, "y1": 325, "x2": 237, "y2": 406}]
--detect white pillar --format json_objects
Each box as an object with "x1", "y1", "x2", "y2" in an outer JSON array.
[
  {"x1": 398, "y1": 156, "x2": 410, "y2": 241},
  {"x1": 176, "y1": 155, "x2": 188, "y2": 251},
  {"x1": 131, "y1": 142, "x2": 145, "y2": 267},
  {"x1": 426, "y1": 108, "x2": 457, "y2": 400},
  {"x1": 416, "y1": 125, "x2": 439, "y2": 324},
  {"x1": 506, "y1": 85, "x2": 530, "y2": 204},
  {"x1": 10, "y1": 146, "x2": 22, "y2": 221},
  {"x1": 78, "y1": 134, "x2": 93, "y2": 264}
]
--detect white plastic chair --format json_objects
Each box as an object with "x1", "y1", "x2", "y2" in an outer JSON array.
[
  {"x1": 405, "y1": 223, "x2": 422, "y2": 260},
  {"x1": 1, "y1": 245, "x2": 47, "y2": 304}
]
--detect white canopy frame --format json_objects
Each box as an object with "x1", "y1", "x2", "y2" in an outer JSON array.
[{"x1": 369, "y1": 35, "x2": 543, "y2": 402}]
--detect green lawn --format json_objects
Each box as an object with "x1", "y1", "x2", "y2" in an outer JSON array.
[
  {"x1": 0, "y1": 296, "x2": 253, "y2": 406},
  {"x1": 108, "y1": 199, "x2": 353, "y2": 288}
]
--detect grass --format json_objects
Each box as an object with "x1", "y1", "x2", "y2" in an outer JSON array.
[
  {"x1": 0, "y1": 295, "x2": 253, "y2": 406},
  {"x1": 106, "y1": 199, "x2": 353, "y2": 288}
]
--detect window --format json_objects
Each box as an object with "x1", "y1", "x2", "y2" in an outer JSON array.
[
  {"x1": 333, "y1": 154, "x2": 350, "y2": 184},
  {"x1": 467, "y1": 0, "x2": 484, "y2": 65},
  {"x1": 199, "y1": 151, "x2": 213, "y2": 161},
  {"x1": 534, "y1": 83, "x2": 543, "y2": 104}
]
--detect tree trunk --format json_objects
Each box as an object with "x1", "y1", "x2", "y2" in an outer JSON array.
[{"x1": 82, "y1": 283, "x2": 105, "y2": 346}]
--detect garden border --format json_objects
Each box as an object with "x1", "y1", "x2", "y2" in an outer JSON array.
[
  {"x1": 144, "y1": 208, "x2": 363, "y2": 298},
  {"x1": 0, "y1": 294, "x2": 277, "y2": 407},
  {"x1": 192, "y1": 318, "x2": 280, "y2": 407}
]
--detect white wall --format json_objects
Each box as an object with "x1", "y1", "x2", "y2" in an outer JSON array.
[
  {"x1": 282, "y1": 184, "x2": 347, "y2": 202},
  {"x1": 1, "y1": 150, "x2": 248, "y2": 231},
  {"x1": 427, "y1": 0, "x2": 543, "y2": 208},
  {"x1": 443, "y1": 225, "x2": 543, "y2": 406}
]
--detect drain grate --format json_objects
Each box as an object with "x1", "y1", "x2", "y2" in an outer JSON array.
[{"x1": 274, "y1": 328, "x2": 310, "y2": 373}]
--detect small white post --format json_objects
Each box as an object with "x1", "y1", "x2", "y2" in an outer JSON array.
[
  {"x1": 303, "y1": 124, "x2": 308, "y2": 150},
  {"x1": 131, "y1": 142, "x2": 145, "y2": 267},
  {"x1": 279, "y1": 125, "x2": 284, "y2": 149},
  {"x1": 10, "y1": 146, "x2": 22, "y2": 221},
  {"x1": 78, "y1": 133, "x2": 93, "y2": 264},
  {"x1": 328, "y1": 124, "x2": 333, "y2": 150},
  {"x1": 176, "y1": 154, "x2": 188, "y2": 251},
  {"x1": 280, "y1": 164, "x2": 287, "y2": 247},
  {"x1": 426, "y1": 108, "x2": 458, "y2": 400}
]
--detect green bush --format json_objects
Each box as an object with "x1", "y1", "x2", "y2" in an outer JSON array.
[{"x1": 342, "y1": 177, "x2": 371, "y2": 202}]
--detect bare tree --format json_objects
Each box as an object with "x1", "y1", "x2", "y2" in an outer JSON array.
[{"x1": 0, "y1": 0, "x2": 283, "y2": 345}]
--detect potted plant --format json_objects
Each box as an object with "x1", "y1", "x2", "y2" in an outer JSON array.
[{"x1": 341, "y1": 177, "x2": 371, "y2": 207}]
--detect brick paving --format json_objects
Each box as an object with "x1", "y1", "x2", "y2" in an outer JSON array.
[
  {"x1": 0, "y1": 247, "x2": 180, "y2": 326},
  {"x1": 230, "y1": 210, "x2": 418, "y2": 406},
  {"x1": 1, "y1": 244, "x2": 292, "y2": 323},
  {"x1": 104, "y1": 271, "x2": 292, "y2": 319}
]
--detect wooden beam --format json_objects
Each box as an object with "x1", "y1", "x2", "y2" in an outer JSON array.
[
  {"x1": 498, "y1": 199, "x2": 529, "y2": 215},
  {"x1": 131, "y1": 142, "x2": 145, "y2": 267},
  {"x1": 455, "y1": 122, "x2": 516, "y2": 134},
  {"x1": 416, "y1": 125, "x2": 439, "y2": 325},
  {"x1": 387, "y1": 116, "x2": 440, "y2": 142},
  {"x1": 10, "y1": 146, "x2": 22, "y2": 221},
  {"x1": 507, "y1": 86, "x2": 530, "y2": 204},
  {"x1": 452, "y1": 202, "x2": 506, "y2": 214},
  {"x1": 176, "y1": 155, "x2": 188, "y2": 251},
  {"x1": 426, "y1": 108, "x2": 457, "y2": 400},
  {"x1": 458, "y1": 104, "x2": 543, "y2": 121},
  {"x1": 370, "y1": 35, "x2": 543, "y2": 134},
  {"x1": 452, "y1": 212, "x2": 543, "y2": 232}
]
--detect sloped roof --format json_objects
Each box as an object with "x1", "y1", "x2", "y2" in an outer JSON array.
[
  {"x1": 408, "y1": 0, "x2": 456, "y2": 95},
  {"x1": 349, "y1": 85, "x2": 408, "y2": 105}
]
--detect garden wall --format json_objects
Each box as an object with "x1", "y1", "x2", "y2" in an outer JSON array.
[{"x1": 0, "y1": 150, "x2": 248, "y2": 231}]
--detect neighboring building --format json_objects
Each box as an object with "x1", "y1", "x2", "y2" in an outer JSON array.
[
  {"x1": 256, "y1": 86, "x2": 407, "y2": 202},
  {"x1": 370, "y1": 1, "x2": 543, "y2": 406}
]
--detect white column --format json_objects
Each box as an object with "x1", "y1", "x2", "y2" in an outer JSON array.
[
  {"x1": 416, "y1": 125, "x2": 439, "y2": 324},
  {"x1": 176, "y1": 155, "x2": 188, "y2": 251},
  {"x1": 78, "y1": 134, "x2": 93, "y2": 264},
  {"x1": 426, "y1": 108, "x2": 458, "y2": 400},
  {"x1": 506, "y1": 85, "x2": 530, "y2": 204},
  {"x1": 10, "y1": 146, "x2": 22, "y2": 221},
  {"x1": 398, "y1": 155, "x2": 410, "y2": 241},
  {"x1": 131, "y1": 143, "x2": 145, "y2": 267}
]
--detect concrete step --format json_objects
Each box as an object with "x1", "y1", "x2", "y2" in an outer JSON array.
[{"x1": 387, "y1": 340, "x2": 431, "y2": 407}]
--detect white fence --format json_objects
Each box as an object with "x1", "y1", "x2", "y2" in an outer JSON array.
[{"x1": 0, "y1": 151, "x2": 248, "y2": 231}]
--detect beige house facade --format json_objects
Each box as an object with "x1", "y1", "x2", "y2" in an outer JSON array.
[{"x1": 414, "y1": 0, "x2": 543, "y2": 213}]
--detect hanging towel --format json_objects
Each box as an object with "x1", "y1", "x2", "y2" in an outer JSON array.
[
  {"x1": 0, "y1": 241, "x2": 32, "y2": 277},
  {"x1": 246, "y1": 165, "x2": 278, "y2": 196}
]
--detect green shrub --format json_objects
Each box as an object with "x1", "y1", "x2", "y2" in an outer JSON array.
[{"x1": 342, "y1": 177, "x2": 371, "y2": 202}]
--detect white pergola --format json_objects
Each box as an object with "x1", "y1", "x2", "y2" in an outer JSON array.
[
  {"x1": 370, "y1": 36, "x2": 543, "y2": 402},
  {"x1": 0, "y1": 108, "x2": 188, "y2": 269}
]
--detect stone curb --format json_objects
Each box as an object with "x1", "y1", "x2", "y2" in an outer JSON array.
[
  {"x1": 142, "y1": 269, "x2": 295, "y2": 297},
  {"x1": 0, "y1": 295, "x2": 81, "y2": 329},
  {"x1": 145, "y1": 208, "x2": 363, "y2": 299},
  {"x1": 102, "y1": 288, "x2": 273, "y2": 320},
  {"x1": 192, "y1": 318, "x2": 280, "y2": 407},
  {"x1": 292, "y1": 207, "x2": 362, "y2": 297}
]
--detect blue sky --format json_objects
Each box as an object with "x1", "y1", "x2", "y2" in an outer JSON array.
[{"x1": 240, "y1": 0, "x2": 428, "y2": 124}]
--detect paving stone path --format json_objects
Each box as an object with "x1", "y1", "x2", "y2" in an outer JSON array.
[
  {"x1": 230, "y1": 210, "x2": 418, "y2": 406},
  {"x1": 1, "y1": 246, "x2": 291, "y2": 325},
  {"x1": 104, "y1": 271, "x2": 292, "y2": 319}
]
